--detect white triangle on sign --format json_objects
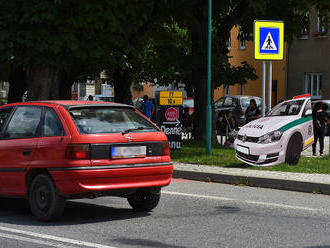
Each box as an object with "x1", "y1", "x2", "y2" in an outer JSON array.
[{"x1": 261, "y1": 32, "x2": 277, "y2": 51}]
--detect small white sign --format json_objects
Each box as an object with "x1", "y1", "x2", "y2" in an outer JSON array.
[
  {"x1": 112, "y1": 146, "x2": 147, "y2": 158},
  {"x1": 261, "y1": 32, "x2": 277, "y2": 51},
  {"x1": 236, "y1": 145, "x2": 249, "y2": 154}
]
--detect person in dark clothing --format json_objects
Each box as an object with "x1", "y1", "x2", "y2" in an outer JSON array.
[
  {"x1": 222, "y1": 110, "x2": 238, "y2": 147},
  {"x1": 222, "y1": 110, "x2": 237, "y2": 132},
  {"x1": 141, "y1": 95, "x2": 154, "y2": 119},
  {"x1": 245, "y1": 99, "x2": 261, "y2": 124},
  {"x1": 312, "y1": 102, "x2": 329, "y2": 156}
]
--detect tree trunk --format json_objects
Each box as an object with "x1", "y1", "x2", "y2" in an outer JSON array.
[
  {"x1": 27, "y1": 65, "x2": 60, "y2": 101},
  {"x1": 59, "y1": 70, "x2": 74, "y2": 100},
  {"x1": 112, "y1": 67, "x2": 133, "y2": 104},
  {"x1": 7, "y1": 65, "x2": 28, "y2": 103},
  {"x1": 191, "y1": 2, "x2": 208, "y2": 141}
]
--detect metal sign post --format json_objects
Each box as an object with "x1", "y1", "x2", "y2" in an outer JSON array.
[
  {"x1": 254, "y1": 20, "x2": 284, "y2": 115},
  {"x1": 262, "y1": 61, "x2": 266, "y2": 116},
  {"x1": 268, "y1": 61, "x2": 272, "y2": 112},
  {"x1": 206, "y1": 0, "x2": 212, "y2": 155}
]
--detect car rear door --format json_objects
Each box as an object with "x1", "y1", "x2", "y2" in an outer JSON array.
[
  {"x1": 32, "y1": 106, "x2": 71, "y2": 169},
  {"x1": 0, "y1": 106, "x2": 42, "y2": 195},
  {"x1": 0, "y1": 107, "x2": 14, "y2": 190}
]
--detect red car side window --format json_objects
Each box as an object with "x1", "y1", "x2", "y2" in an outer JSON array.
[
  {"x1": 42, "y1": 108, "x2": 65, "y2": 137},
  {"x1": 0, "y1": 108, "x2": 13, "y2": 133},
  {"x1": 4, "y1": 106, "x2": 42, "y2": 139}
]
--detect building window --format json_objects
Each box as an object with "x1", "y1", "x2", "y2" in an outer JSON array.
[
  {"x1": 317, "y1": 10, "x2": 327, "y2": 33},
  {"x1": 313, "y1": 10, "x2": 328, "y2": 37},
  {"x1": 239, "y1": 31, "x2": 246, "y2": 49},
  {"x1": 297, "y1": 13, "x2": 309, "y2": 39},
  {"x1": 226, "y1": 32, "x2": 231, "y2": 51},
  {"x1": 240, "y1": 84, "x2": 244, "y2": 95},
  {"x1": 225, "y1": 85, "x2": 230, "y2": 95},
  {"x1": 305, "y1": 73, "x2": 322, "y2": 99}
]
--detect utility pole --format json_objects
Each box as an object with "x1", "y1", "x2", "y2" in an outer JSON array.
[{"x1": 206, "y1": 0, "x2": 212, "y2": 155}]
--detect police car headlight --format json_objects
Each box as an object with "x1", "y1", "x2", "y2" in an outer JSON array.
[{"x1": 258, "y1": 130, "x2": 283, "y2": 144}]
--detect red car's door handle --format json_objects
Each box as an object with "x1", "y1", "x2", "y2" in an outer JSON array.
[{"x1": 23, "y1": 149, "x2": 31, "y2": 156}]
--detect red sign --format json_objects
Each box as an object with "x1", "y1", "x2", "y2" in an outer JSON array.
[{"x1": 165, "y1": 107, "x2": 179, "y2": 121}]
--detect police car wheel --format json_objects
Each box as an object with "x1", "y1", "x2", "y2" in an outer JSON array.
[{"x1": 285, "y1": 133, "x2": 302, "y2": 165}]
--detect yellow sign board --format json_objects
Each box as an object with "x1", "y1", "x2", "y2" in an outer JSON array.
[
  {"x1": 159, "y1": 91, "x2": 183, "y2": 105},
  {"x1": 254, "y1": 20, "x2": 284, "y2": 60}
]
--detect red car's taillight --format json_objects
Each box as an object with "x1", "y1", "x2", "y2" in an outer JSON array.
[
  {"x1": 162, "y1": 141, "x2": 170, "y2": 156},
  {"x1": 66, "y1": 144, "x2": 91, "y2": 160}
]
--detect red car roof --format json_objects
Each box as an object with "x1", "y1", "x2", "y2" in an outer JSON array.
[
  {"x1": 37, "y1": 100, "x2": 118, "y2": 105},
  {"x1": 2, "y1": 100, "x2": 133, "y2": 108}
]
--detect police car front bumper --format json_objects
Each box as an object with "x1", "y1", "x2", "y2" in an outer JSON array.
[{"x1": 234, "y1": 139, "x2": 285, "y2": 166}]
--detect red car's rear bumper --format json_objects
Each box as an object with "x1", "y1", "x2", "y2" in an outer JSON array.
[{"x1": 49, "y1": 162, "x2": 173, "y2": 196}]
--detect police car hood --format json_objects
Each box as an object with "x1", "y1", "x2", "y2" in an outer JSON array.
[{"x1": 239, "y1": 116, "x2": 297, "y2": 137}]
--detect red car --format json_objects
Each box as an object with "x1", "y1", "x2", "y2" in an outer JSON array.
[{"x1": 0, "y1": 101, "x2": 173, "y2": 221}]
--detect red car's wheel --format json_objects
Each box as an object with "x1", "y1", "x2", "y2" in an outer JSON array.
[
  {"x1": 29, "y1": 174, "x2": 65, "y2": 221},
  {"x1": 128, "y1": 189, "x2": 161, "y2": 212}
]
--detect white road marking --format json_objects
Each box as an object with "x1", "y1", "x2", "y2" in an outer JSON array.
[
  {"x1": 0, "y1": 232, "x2": 77, "y2": 248},
  {"x1": 163, "y1": 191, "x2": 318, "y2": 211},
  {"x1": 0, "y1": 226, "x2": 117, "y2": 248}
]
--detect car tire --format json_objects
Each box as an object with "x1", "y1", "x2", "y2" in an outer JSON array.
[
  {"x1": 29, "y1": 174, "x2": 65, "y2": 221},
  {"x1": 285, "y1": 133, "x2": 303, "y2": 165},
  {"x1": 127, "y1": 188, "x2": 161, "y2": 212}
]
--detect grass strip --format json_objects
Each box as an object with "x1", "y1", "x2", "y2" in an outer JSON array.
[{"x1": 171, "y1": 140, "x2": 330, "y2": 174}]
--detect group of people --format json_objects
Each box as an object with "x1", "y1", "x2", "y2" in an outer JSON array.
[
  {"x1": 220, "y1": 98, "x2": 329, "y2": 155},
  {"x1": 220, "y1": 99, "x2": 260, "y2": 147},
  {"x1": 139, "y1": 94, "x2": 329, "y2": 156}
]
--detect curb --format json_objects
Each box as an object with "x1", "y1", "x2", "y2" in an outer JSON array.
[{"x1": 173, "y1": 169, "x2": 330, "y2": 195}]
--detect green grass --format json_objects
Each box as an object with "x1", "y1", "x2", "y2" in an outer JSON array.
[{"x1": 171, "y1": 140, "x2": 330, "y2": 174}]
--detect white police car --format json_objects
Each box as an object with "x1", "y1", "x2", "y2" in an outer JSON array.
[{"x1": 234, "y1": 94, "x2": 313, "y2": 166}]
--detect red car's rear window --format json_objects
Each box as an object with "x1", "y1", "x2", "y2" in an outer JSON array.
[{"x1": 69, "y1": 107, "x2": 158, "y2": 134}]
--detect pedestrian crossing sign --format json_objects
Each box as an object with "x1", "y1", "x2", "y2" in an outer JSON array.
[{"x1": 254, "y1": 20, "x2": 284, "y2": 60}]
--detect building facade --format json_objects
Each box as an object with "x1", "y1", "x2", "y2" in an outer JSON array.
[
  {"x1": 214, "y1": 26, "x2": 287, "y2": 108},
  {"x1": 287, "y1": 9, "x2": 329, "y2": 100}
]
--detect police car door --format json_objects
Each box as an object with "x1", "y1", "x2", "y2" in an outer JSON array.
[{"x1": 300, "y1": 99, "x2": 314, "y2": 149}]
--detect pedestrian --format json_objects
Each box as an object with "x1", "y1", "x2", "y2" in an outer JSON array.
[
  {"x1": 88, "y1": 95, "x2": 94, "y2": 101},
  {"x1": 222, "y1": 110, "x2": 238, "y2": 147},
  {"x1": 245, "y1": 99, "x2": 261, "y2": 124},
  {"x1": 312, "y1": 102, "x2": 329, "y2": 156},
  {"x1": 141, "y1": 95, "x2": 154, "y2": 119}
]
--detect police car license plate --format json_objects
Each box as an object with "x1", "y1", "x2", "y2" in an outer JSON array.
[
  {"x1": 236, "y1": 145, "x2": 249, "y2": 154},
  {"x1": 112, "y1": 146, "x2": 147, "y2": 158}
]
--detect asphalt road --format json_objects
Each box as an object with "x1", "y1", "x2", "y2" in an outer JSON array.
[{"x1": 1, "y1": 180, "x2": 330, "y2": 248}]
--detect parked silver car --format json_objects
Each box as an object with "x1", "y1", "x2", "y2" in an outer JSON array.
[{"x1": 215, "y1": 95, "x2": 264, "y2": 128}]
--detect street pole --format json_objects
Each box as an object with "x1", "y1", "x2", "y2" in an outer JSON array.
[
  {"x1": 206, "y1": 0, "x2": 212, "y2": 155},
  {"x1": 268, "y1": 61, "x2": 272, "y2": 113},
  {"x1": 262, "y1": 61, "x2": 266, "y2": 117}
]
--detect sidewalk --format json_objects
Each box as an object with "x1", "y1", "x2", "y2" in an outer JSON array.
[
  {"x1": 173, "y1": 161, "x2": 330, "y2": 195},
  {"x1": 302, "y1": 136, "x2": 330, "y2": 157}
]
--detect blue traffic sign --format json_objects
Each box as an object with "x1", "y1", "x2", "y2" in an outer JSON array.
[
  {"x1": 254, "y1": 20, "x2": 284, "y2": 60},
  {"x1": 259, "y1": 27, "x2": 280, "y2": 54}
]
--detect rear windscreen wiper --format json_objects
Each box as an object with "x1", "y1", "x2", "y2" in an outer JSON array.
[{"x1": 121, "y1": 127, "x2": 154, "y2": 135}]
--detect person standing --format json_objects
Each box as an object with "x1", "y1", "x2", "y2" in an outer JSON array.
[
  {"x1": 141, "y1": 95, "x2": 154, "y2": 119},
  {"x1": 312, "y1": 102, "x2": 329, "y2": 156},
  {"x1": 245, "y1": 99, "x2": 261, "y2": 124}
]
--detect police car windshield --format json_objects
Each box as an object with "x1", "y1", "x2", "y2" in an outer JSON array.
[{"x1": 267, "y1": 100, "x2": 304, "y2": 117}]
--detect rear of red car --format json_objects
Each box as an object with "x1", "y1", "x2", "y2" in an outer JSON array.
[
  {"x1": 50, "y1": 103, "x2": 173, "y2": 197},
  {"x1": 0, "y1": 101, "x2": 173, "y2": 221}
]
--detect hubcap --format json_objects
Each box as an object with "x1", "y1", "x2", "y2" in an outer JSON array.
[{"x1": 35, "y1": 185, "x2": 50, "y2": 211}]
